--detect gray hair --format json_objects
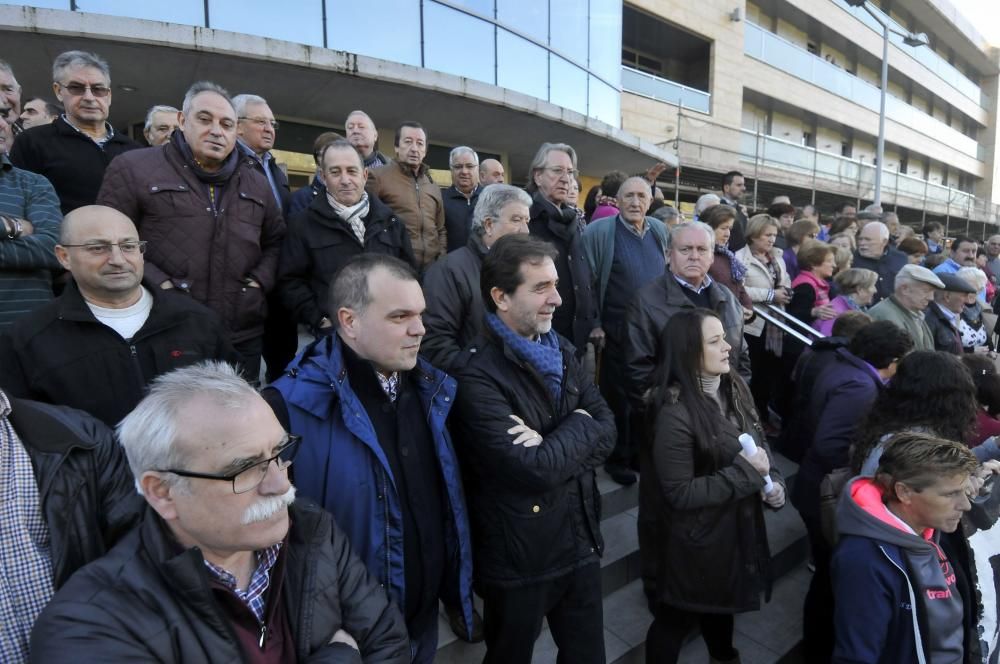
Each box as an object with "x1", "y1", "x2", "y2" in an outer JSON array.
[
  {"x1": 181, "y1": 81, "x2": 234, "y2": 117},
  {"x1": 616, "y1": 176, "x2": 651, "y2": 202},
  {"x1": 694, "y1": 193, "x2": 720, "y2": 217},
  {"x1": 344, "y1": 109, "x2": 374, "y2": 128},
  {"x1": 957, "y1": 266, "x2": 988, "y2": 293},
  {"x1": 525, "y1": 142, "x2": 577, "y2": 193},
  {"x1": 652, "y1": 206, "x2": 679, "y2": 222},
  {"x1": 862, "y1": 221, "x2": 890, "y2": 241},
  {"x1": 449, "y1": 146, "x2": 479, "y2": 167},
  {"x1": 328, "y1": 254, "x2": 418, "y2": 325},
  {"x1": 144, "y1": 104, "x2": 178, "y2": 132},
  {"x1": 0, "y1": 59, "x2": 18, "y2": 86},
  {"x1": 670, "y1": 221, "x2": 715, "y2": 248},
  {"x1": 231, "y1": 93, "x2": 267, "y2": 118},
  {"x1": 52, "y1": 50, "x2": 110, "y2": 83},
  {"x1": 117, "y1": 361, "x2": 259, "y2": 494},
  {"x1": 471, "y1": 184, "x2": 531, "y2": 236}
]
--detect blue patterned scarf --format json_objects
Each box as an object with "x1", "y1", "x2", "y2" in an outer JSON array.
[
  {"x1": 486, "y1": 313, "x2": 564, "y2": 401},
  {"x1": 715, "y1": 244, "x2": 748, "y2": 283}
]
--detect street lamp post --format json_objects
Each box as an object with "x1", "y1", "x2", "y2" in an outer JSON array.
[{"x1": 846, "y1": 0, "x2": 927, "y2": 208}]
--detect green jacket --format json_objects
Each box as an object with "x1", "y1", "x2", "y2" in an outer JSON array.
[{"x1": 867, "y1": 296, "x2": 934, "y2": 350}]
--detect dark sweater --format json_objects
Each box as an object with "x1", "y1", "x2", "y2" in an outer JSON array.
[
  {"x1": 341, "y1": 342, "x2": 446, "y2": 626},
  {"x1": 10, "y1": 117, "x2": 139, "y2": 214},
  {"x1": 603, "y1": 220, "x2": 666, "y2": 339}
]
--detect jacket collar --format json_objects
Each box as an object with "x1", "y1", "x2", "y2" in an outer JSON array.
[
  {"x1": 55, "y1": 279, "x2": 179, "y2": 330},
  {"x1": 391, "y1": 159, "x2": 431, "y2": 180}
]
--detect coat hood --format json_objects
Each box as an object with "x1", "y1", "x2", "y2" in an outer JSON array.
[{"x1": 836, "y1": 476, "x2": 937, "y2": 551}]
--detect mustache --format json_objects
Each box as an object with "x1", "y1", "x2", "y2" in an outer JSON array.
[{"x1": 241, "y1": 485, "x2": 296, "y2": 525}]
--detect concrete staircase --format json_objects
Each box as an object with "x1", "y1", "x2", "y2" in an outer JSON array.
[{"x1": 435, "y1": 454, "x2": 809, "y2": 663}]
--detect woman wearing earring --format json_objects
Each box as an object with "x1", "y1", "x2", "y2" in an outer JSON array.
[{"x1": 642, "y1": 308, "x2": 785, "y2": 664}]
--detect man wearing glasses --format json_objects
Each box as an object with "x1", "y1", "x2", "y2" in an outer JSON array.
[
  {"x1": 0, "y1": 205, "x2": 239, "y2": 427},
  {"x1": 0, "y1": 104, "x2": 63, "y2": 328},
  {"x1": 526, "y1": 142, "x2": 601, "y2": 356},
  {"x1": 10, "y1": 50, "x2": 137, "y2": 214},
  {"x1": 31, "y1": 361, "x2": 410, "y2": 663}
]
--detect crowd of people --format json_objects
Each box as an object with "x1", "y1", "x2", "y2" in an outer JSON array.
[{"x1": 1, "y1": 46, "x2": 1000, "y2": 664}]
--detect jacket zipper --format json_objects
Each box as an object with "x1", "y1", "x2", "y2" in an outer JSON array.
[{"x1": 879, "y1": 545, "x2": 928, "y2": 664}]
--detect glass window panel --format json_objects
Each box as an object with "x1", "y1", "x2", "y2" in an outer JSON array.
[
  {"x1": 210, "y1": 0, "x2": 322, "y2": 46},
  {"x1": 549, "y1": 0, "x2": 588, "y2": 64},
  {"x1": 496, "y1": 0, "x2": 547, "y2": 44},
  {"x1": 445, "y1": 0, "x2": 493, "y2": 18},
  {"x1": 549, "y1": 56, "x2": 587, "y2": 115},
  {"x1": 0, "y1": 0, "x2": 69, "y2": 9},
  {"x1": 326, "y1": 0, "x2": 420, "y2": 66},
  {"x1": 497, "y1": 29, "x2": 547, "y2": 101},
  {"x1": 588, "y1": 76, "x2": 619, "y2": 127},
  {"x1": 587, "y1": 0, "x2": 622, "y2": 86},
  {"x1": 73, "y1": 0, "x2": 204, "y2": 25},
  {"x1": 423, "y1": 3, "x2": 496, "y2": 84}
]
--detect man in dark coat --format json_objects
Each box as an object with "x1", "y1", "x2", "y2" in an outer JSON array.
[
  {"x1": 96, "y1": 81, "x2": 285, "y2": 381},
  {"x1": 0, "y1": 394, "x2": 142, "y2": 661},
  {"x1": 442, "y1": 146, "x2": 482, "y2": 252},
  {"x1": 278, "y1": 138, "x2": 415, "y2": 336},
  {"x1": 526, "y1": 142, "x2": 601, "y2": 354},
  {"x1": 422, "y1": 183, "x2": 530, "y2": 372},
  {"x1": 11, "y1": 50, "x2": 138, "y2": 214},
  {"x1": 30, "y1": 361, "x2": 409, "y2": 663},
  {"x1": 0, "y1": 205, "x2": 240, "y2": 427},
  {"x1": 450, "y1": 234, "x2": 616, "y2": 664},
  {"x1": 852, "y1": 221, "x2": 908, "y2": 304},
  {"x1": 791, "y1": 321, "x2": 913, "y2": 662},
  {"x1": 925, "y1": 273, "x2": 977, "y2": 354}
]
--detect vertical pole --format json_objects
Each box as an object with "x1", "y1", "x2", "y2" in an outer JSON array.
[
  {"x1": 752, "y1": 128, "x2": 761, "y2": 212},
  {"x1": 811, "y1": 146, "x2": 818, "y2": 206},
  {"x1": 856, "y1": 157, "x2": 863, "y2": 210},
  {"x1": 921, "y1": 177, "x2": 929, "y2": 225},
  {"x1": 674, "y1": 104, "x2": 682, "y2": 209},
  {"x1": 874, "y1": 20, "x2": 889, "y2": 208}
]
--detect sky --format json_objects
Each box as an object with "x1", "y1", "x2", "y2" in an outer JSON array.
[{"x1": 950, "y1": 0, "x2": 1000, "y2": 46}]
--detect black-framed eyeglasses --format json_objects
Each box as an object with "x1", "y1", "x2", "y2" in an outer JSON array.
[
  {"x1": 60, "y1": 240, "x2": 148, "y2": 256},
  {"x1": 156, "y1": 435, "x2": 301, "y2": 494},
  {"x1": 57, "y1": 82, "x2": 111, "y2": 98}
]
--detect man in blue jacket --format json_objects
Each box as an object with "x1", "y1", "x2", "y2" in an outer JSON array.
[
  {"x1": 832, "y1": 432, "x2": 979, "y2": 663},
  {"x1": 263, "y1": 253, "x2": 473, "y2": 663}
]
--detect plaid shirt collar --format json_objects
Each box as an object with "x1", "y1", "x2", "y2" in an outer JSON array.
[
  {"x1": 203, "y1": 543, "x2": 282, "y2": 624},
  {"x1": 60, "y1": 114, "x2": 114, "y2": 146}
]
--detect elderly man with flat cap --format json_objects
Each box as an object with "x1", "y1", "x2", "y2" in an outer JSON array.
[
  {"x1": 867, "y1": 264, "x2": 945, "y2": 351},
  {"x1": 924, "y1": 273, "x2": 978, "y2": 355}
]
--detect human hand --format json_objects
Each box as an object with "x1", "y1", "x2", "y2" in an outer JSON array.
[
  {"x1": 245, "y1": 279, "x2": 261, "y2": 289},
  {"x1": 329, "y1": 629, "x2": 358, "y2": 651},
  {"x1": 645, "y1": 162, "x2": 668, "y2": 182},
  {"x1": 589, "y1": 327, "x2": 606, "y2": 352},
  {"x1": 160, "y1": 279, "x2": 175, "y2": 290},
  {"x1": 763, "y1": 483, "x2": 785, "y2": 508},
  {"x1": 16, "y1": 218, "x2": 33, "y2": 236},
  {"x1": 508, "y1": 414, "x2": 543, "y2": 447},
  {"x1": 772, "y1": 288, "x2": 791, "y2": 305},
  {"x1": 812, "y1": 304, "x2": 837, "y2": 320},
  {"x1": 739, "y1": 446, "x2": 770, "y2": 476}
]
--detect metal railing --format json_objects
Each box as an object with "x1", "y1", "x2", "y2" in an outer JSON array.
[{"x1": 752, "y1": 305, "x2": 823, "y2": 347}]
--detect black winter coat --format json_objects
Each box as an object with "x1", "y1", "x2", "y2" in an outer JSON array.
[
  {"x1": 451, "y1": 326, "x2": 616, "y2": 587},
  {"x1": 10, "y1": 117, "x2": 139, "y2": 213},
  {"x1": 30, "y1": 501, "x2": 410, "y2": 663},
  {"x1": 16, "y1": 398, "x2": 143, "y2": 589},
  {"x1": 528, "y1": 193, "x2": 598, "y2": 353},
  {"x1": 442, "y1": 184, "x2": 481, "y2": 252},
  {"x1": 278, "y1": 194, "x2": 415, "y2": 330},
  {"x1": 924, "y1": 302, "x2": 964, "y2": 354},
  {"x1": 851, "y1": 247, "x2": 908, "y2": 304},
  {"x1": 644, "y1": 380, "x2": 781, "y2": 612},
  {"x1": 421, "y1": 233, "x2": 487, "y2": 372},
  {"x1": 0, "y1": 281, "x2": 240, "y2": 426}
]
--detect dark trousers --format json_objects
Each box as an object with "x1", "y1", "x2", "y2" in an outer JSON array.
[
  {"x1": 408, "y1": 605, "x2": 440, "y2": 664},
  {"x1": 261, "y1": 293, "x2": 298, "y2": 384},
  {"x1": 600, "y1": 336, "x2": 635, "y2": 469},
  {"x1": 645, "y1": 604, "x2": 736, "y2": 664},
  {"x1": 801, "y1": 512, "x2": 834, "y2": 663},
  {"x1": 233, "y1": 335, "x2": 264, "y2": 386},
  {"x1": 480, "y1": 562, "x2": 605, "y2": 664},
  {"x1": 745, "y1": 331, "x2": 776, "y2": 421}
]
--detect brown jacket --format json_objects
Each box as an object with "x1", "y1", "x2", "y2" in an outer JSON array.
[
  {"x1": 96, "y1": 141, "x2": 285, "y2": 343},
  {"x1": 367, "y1": 160, "x2": 445, "y2": 269}
]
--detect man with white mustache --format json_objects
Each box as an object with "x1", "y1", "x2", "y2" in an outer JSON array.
[{"x1": 31, "y1": 361, "x2": 410, "y2": 663}]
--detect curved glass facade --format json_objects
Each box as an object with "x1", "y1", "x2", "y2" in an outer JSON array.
[{"x1": 8, "y1": 0, "x2": 621, "y2": 126}]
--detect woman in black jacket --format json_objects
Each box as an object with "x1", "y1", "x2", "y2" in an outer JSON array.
[{"x1": 642, "y1": 309, "x2": 785, "y2": 664}]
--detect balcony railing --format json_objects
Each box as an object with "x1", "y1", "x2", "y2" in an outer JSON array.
[
  {"x1": 737, "y1": 129, "x2": 978, "y2": 213},
  {"x1": 830, "y1": 0, "x2": 983, "y2": 107},
  {"x1": 743, "y1": 21, "x2": 980, "y2": 161},
  {"x1": 621, "y1": 66, "x2": 711, "y2": 114}
]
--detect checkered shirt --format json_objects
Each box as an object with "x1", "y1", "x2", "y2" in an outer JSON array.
[
  {"x1": 0, "y1": 391, "x2": 54, "y2": 662},
  {"x1": 203, "y1": 543, "x2": 282, "y2": 624}
]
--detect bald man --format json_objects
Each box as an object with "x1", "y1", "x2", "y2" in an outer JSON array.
[
  {"x1": 479, "y1": 158, "x2": 505, "y2": 185},
  {"x1": 0, "y1": 205, "x2": 240, "y2": 425}
]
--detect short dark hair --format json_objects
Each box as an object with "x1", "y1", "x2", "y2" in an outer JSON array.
[
  {"x1": 328, "y1": 254, "x2": 418, "y2": 324},
  {"x1": 830, "y1": 311, "x2": 872, "y2": 339},
  {"x1": 26, "y1": 96, "x2": 62, "y2": 118},
  {"x1": 951, "y1": 235, "x2": 977, "y2": 253},
  {"x1": 834, "y1": 201, "x2": 857, "y2": 216},
  {"x1": 848, "y1": 320, "x2": 913, "y2": 369},
  {"x1": 318, "y1": 138, "x2": 363, "y2": 171},
  {"x1": 480, "y1": 235, "x2": 558, "y2": 314},
  {"x1": 922, "y1": 221, "x2": 943, "y2": 235},
  {"x1": 311, "y1": 130, "x2": 343, "y2": 161},
  {"x1": 961, "y1": 354, "x2": 1000, "y2": 417},
  {"x1": 767, "y1": 202, "x2": 795, "y2": 218},
  {"x1": 394, "y1": 121, "x2": 425, "y2": 147},
  {"x1": 599, "y1": 170, "x2": 629, "y2": 199},
  {"x1": 722, "y1": 171, "x2": 743, "y2": 188}
]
